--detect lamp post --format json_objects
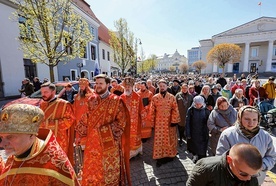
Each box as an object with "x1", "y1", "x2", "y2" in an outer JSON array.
[
  {"x1": 77, "y1": 62, "x2": 83, "y2": 77},
  {"x1": 135, "y1": 38, "x2": 142, "y2": 76}
]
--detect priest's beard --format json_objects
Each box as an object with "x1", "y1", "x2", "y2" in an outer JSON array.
[
  {"x1": 4, "y1": 149, "x2": 16, "y2": 157},
  {"x1": 125, "y1": 90, "x2": 132, "y2": 96},
  {"x1": 80, "y1": 89, "x2": 87, "y2": 98}
]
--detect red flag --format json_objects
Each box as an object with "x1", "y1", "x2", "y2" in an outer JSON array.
[{"x1": 258, "y1": 2, "x2": 262, "y2": 6}]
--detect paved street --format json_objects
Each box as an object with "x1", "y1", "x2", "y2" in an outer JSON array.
[{"x1": 130, "y1": 133, "x2": 276, "y2": 185}]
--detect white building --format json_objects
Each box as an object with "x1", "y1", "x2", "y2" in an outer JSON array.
[
  {"x1": 156, "y1": 50, "x2": 188, "y2": 73},
  {"x1": 200, "y1": 16, "x2": 276, "y2": 75},
  {"x1": 0, "y1": 0, "x2": 57, "y2": 97}
]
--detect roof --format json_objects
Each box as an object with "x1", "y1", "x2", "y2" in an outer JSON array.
[{"x1": 72, "y1": 0, "x2": 110, "y2": 44}]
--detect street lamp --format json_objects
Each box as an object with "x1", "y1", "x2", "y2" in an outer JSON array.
[
  {"x1": 135, "y1": 38, "x2": 142, "y2": 76},
  {"x1": 77, "y1": 62, "x2": 83, "y2": 77}
]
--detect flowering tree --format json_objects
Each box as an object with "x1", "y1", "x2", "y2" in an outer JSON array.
[
  {"x1": 12, "y1": 0, "x2": 93, "y2": 82},
  {"x1": 207, "y1": 43, "x2": 242, "y2": 75},
  {"x1": 192, "y1": 60, "x2": 207, "y2": 73},
  {"x1": 109, "y1": 18, "x2": 135, "y2": 76},
  {"x1": 178, "y1": 63, "x2": 189, "y2": 74}
]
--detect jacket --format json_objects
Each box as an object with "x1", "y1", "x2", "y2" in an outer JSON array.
[
  {"x1": 216, "y1": 125, "x2": 276, "y2": 184},
  {"x1": 262, "y1": 81, "x2": 276, "y2": 99},
  {"x1": 186, "y1": 151, "x2": 259, "y2": 186}
]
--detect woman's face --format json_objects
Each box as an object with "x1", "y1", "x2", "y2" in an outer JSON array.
[
  {"x1": 241, "y1": 111, "x2": 259, "y2": 130},
  {"x1": 218, "y1": 101, "x2": 229, "y2": 111}
]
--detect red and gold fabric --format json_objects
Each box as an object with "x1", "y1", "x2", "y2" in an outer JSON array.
[
  {"x1": 0, "y1": 129, "x2": 80, "y2": 186},
  {"x1": 40, "y1": 98, "x2": 75, "y2": 161},
  {"x1": 150, "y1": 92, "x2": 181, "y2": 159},
  {"x1": 121, "y1": 91, "x2": 142, "y2": 155},
  {"x1": 81, "y1": 93, "x2": 131, "y2": 186},
  {"x1": 137, "y1": 89, "x2": 153, "y2": 139},
  {"x1": 73, "y1": 90, "x2": 94, "y2": 146}
]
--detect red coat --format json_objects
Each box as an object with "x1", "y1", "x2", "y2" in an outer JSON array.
[{"x1": 249, "y1": 86, "x2": 268, "y2": 105}]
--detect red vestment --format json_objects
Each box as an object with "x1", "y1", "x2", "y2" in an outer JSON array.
[
  {"x1": 150, "y1": 92, "x2": 181, "y2": 159},
  {"x1": 0, "y1": 129, "x2": 80, "y2": 186},
  {"x1": 137, "y1": 89, "x2": 153, "y2": 139},
  {"x1": 121, "y1": 91, "x2": 143, "y2": 158},
  {"x1": 80, "y1": 93, "x2": 131, "y2": 185},
  {"x1": 40, "y1": 98, "x2": 75, "y2": 163}
]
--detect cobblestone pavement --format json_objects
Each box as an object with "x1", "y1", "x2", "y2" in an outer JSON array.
[{"x1": 130, "y1": 134, "x2": 276, "y2": 186}]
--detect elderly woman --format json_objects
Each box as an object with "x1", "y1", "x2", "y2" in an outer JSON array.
[
  {"x1": 200, "y1": 85, "x2": 215, "y2": 111},
  {"x1": 216, "y1": 105, "x2": 276, "y2": 185},
  {"x1": 221, "y1": 84, "x2": 232, "y2": 100},
  {"x1": 186, "y1": 96, "x2": 210, "y2": 163},
  {"x1": 207, "y1": 96, "x2": 237, "y2": 156},
  {"x1": 229, "y1": 88, "x2": 249, "y2": 110}
]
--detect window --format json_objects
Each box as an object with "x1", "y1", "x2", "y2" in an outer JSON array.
[
  {"x1": 107, "y1": 51, "x2": 110, "y2": 61},
  {"x1": 91, "y1": 26, "x2": 95, "y2": 36},
  {"x1": 70, "y1": 70, "x2": 77, "y2": 80},
  {"x1": 64, "y1": 37, "x2": 73, "y2": 55},
  {"x1": 251, "y1": 47, "x2": 259, "y2": 57},
  {"x1": 80, "y1": 41, "x2": 87, "y2": 59},
  {"x1": 273, "y1": 47, "x2": 276, "y2": 56},
  {"x1": 91, "y1": 45, "x2": 96, "y2": 60},
  {"x1": 102, "y1": 49, "x2": 105, "y2": 60},
  {"x1": 272, "y1": 62, "x2": 276, "y2": 72}
]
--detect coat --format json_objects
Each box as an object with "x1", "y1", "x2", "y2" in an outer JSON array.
[
  {"x1": 175, "y1": 92, "x2": 193, "y2": 127},
  {"x1": 207, "y1": 105, "x2": 237, "y2": 155},
  {"x1": 186, "y1": 106, "x2": 210, "y2": 156}
]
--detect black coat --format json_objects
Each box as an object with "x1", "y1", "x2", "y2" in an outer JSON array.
[{"x1": 186, "y1": 106, "x2": 210, "y2": 156}]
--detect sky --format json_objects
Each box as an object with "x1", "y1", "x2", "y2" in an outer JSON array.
[{"x1": 87, "y1": 0, "x2": 276, "y2": 58}]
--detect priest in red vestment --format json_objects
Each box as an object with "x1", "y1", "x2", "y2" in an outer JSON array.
[
  {"x1": 0, "y1": 104, "x2": 79, "y2": 186},
  {"x1": 78, "y1": 74, "x2": 131, "y2": 185},
  {"x1": 150, "y1": 79, "x2": 181, "y2": 167},
  {"x1": 39, "y1": 82, "x2": 75, "y2": 163},
  {"x1": 136, "y1": 81, "x2": 153, "y2": 141},
  {"x1": 121, "y1": 77, "x2": 143, "y2": 159}
]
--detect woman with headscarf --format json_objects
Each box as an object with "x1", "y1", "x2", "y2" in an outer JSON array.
[
  {"x1": 200, "y1": 85, "x2": 215, "y2": 111},
  {"x1": 207, "y1": 96, "x2": 237, "y2": 156},
  {"x1": 186, "y1": 96, "x2": 210, "y2": 163},
  {"x1": 216, "y1": 105, "x2": 276, "y2": 185}
]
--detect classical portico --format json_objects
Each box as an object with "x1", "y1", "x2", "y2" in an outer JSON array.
[{"x1": 199, "y1": 17, "x2": 276, "y2": 74}]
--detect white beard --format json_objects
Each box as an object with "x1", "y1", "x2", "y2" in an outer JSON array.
[{"x1": 125, "y1": 90, "x2": 132, "y2": 96}]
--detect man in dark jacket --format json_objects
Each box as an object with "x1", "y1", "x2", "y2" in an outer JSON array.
[
  {"x1": 187, "y1": 143, "x2": 262, "y2": 186},
  {"x1": 216, "y1": 74, "x2": 227, "y2": 88}
]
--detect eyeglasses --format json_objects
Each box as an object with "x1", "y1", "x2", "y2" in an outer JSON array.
[{"x1": 232, "y1": 159, "x2": 259, "y2": 178}]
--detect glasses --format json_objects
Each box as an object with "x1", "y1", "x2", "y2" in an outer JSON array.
[{"x1": 232, "y1": 160, "x2": 259, "y2": 178}]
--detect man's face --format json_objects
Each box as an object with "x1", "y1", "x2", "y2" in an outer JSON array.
[
  {"x1": 159, "y1": 83, "x2": 167, "y2": 93},
  {"x1": 124, "y1": 85, "x2": 133, "y2": 96},
  {"x1": 41, "y1": 87, "x2": 55, "y2": 101},
  {"x1": 181, "y1": 85, "x2": 188, "y2": 93},
  {"x1": 227, "y1": 156, "x2": 259, "y2": 181},
  {"x1": 111, "y1": 81, "x2": 117, "y2": 87},
  {"x1": 95, "y1": 78, "x2": 108, "y2": 95},
  {"x1": 146, "y1": 81, "x2": 152, "y2": 87},
  {"x1": 0, "y1": 133, "x2": 34, "y2": 157},
  {"x1": 140, "y1": 84, "x2": 146, "y2": 91}
]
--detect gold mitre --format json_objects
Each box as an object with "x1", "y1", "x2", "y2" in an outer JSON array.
[
  {"x1": 79, "y1": 78, "x2": 89, "y2": 86},
  {"x1": 0, "y1": 104, "x2": 44, "y2": 135},
  {"x1": 122, "y1": 77, "x2": 135, "y2": 87}
]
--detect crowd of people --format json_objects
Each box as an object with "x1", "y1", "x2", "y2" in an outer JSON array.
[{"x1": 0, "y1": 72, "x2": 275, "y2": 185}]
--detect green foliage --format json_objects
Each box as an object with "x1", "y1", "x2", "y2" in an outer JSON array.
[
  {"x1": 12, "y1": 0, "x2": 93, "y2": 81},
  {"x1": 109, "y1": 18, "x2": 135, "y2": 76}
]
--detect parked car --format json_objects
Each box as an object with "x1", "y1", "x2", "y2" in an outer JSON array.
[{"x1": 2, "y1": 80, "x2": 94, "y2": 109}]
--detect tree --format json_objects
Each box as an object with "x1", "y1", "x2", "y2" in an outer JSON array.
[
  {"x1": 207, "y1": 43, "x2": 242, "y2": 75},
  {"x1": 178, "y1": 63, "x2": 189, "y2": 74},
  {"x1": 169, "y1": 66, "x2": 176, "y2": 72},
  {"x1": 192, "y1": 60, "x2": 207, "y2": 73},
  {"x1": 12, "y1": 0, "x2": 93, "y2": 82},
  {"x1": 138, "y1": 54, "x2": 157, "y2": 74},
  {"x1": 109, "y1": 18, "x2": 135, "y2": 76}
]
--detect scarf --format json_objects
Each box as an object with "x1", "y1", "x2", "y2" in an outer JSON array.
[{"x1": 237, "y1": 123, "x2": 260, "y2": 139}]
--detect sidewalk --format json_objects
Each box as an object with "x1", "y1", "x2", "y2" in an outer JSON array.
[{"x1": 130, "y1": 134, "x2": 276, "y2": 185}]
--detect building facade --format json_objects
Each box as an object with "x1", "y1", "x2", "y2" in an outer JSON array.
[
  {"x1": 200, "y1": 17, "x2": 276, "y2": 75},
  {"x1": 187, "y1": 47, "x2": 201, "y2": 71},
  {"x1": 156, "y1": 50, "x2": 188, "y2": 73}
]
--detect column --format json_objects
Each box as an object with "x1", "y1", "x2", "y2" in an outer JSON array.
[
  {"x1": 227, "y1": 63, "x2": 233, "y2": 73},
  {"x1": 265, "y1": 40, "x2": 274, "y2": 72},
  {"x1": 212, "y1": 64, "x2": 217, "y2": 73},
  {"x1": 243, "y1": 42, "x2": 250, "y2": 72}
]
